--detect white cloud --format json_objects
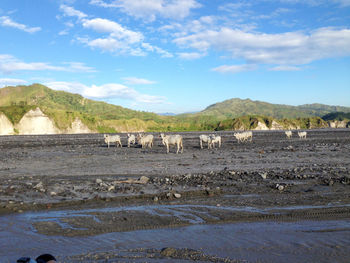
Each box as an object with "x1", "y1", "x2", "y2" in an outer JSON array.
[
  {"x1": 0, "y1": 16, "x2": 41, "y2": 33},
  {"x1": 89, "y1": 0, "x2": 201, "y2": 22},
  {"x1": 177, "y1": 52, "x2": 206, "y2": 60},
  {"x1": 141, "y1": 43, "x2": 173, "y2": 58},
  {"x1": 45, "y1": 81, "x2": 166, "y2": 104},
  {"x1": 123, "y1": 77, "x2": 156, "y2": 85},
  {"x1": 63, "y1": 62, "x2": 96, "y2": 72},
  {"x1": 269, "y1": 65, "x2": 302, "y2": 71},
  {"x1": 0, "y1": 54, "x2": 95, "y2": 74},
  {"x1": 174, "y1": 27, "x2": 350, "y2": 65},
  {"x1": 59, "y1": 5, "x2": 172, "y2": 58},
  {"x1": 0, "y1": 78, "x2": 27, "y2": 88},
  {"x1": 333, "y1": 0, "x2": 350, "y2": 6},
  {"x1": 69, "y1": 14, "x2": 146, "y2": 55},
  {"x1": 59, "y1": 4, "x2": 87, "y2": 19},
  {"x1": 211, "y1": 64, "x2": 257, "y2": 74},
  {"x1": 277, "y1": 0, "x2": 350, "y2": 6},
  {"x1": 82, "y1": 18, "x2": 143, "y2": 44}
]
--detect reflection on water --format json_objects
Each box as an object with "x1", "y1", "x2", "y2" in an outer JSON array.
[{"x1": 1, "y1": 205, "x2": 350, "y2": 262}]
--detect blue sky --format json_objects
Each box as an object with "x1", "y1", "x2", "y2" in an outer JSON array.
[{"x1": 0, "y1": 0, "x2": 349, "y2": 114}]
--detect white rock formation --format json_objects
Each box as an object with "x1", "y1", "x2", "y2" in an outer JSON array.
[
  {"x1": 254, "y1": 121, "x2": 269, "y2": 130},
  {"x1": 66, "y1": 117, "x2": 92, "y2": 134},
  {"x1": 329, "y1": 120, "x2": 348, "y2": 128},
  {"x1": 270, "y1": 120, "x2": 284, "y2": 130},
  {"x1": 15, "y1": 107, "x2": 60, "y2": 135},
  {"x1": 0, "y1": 112, "x2": 14, "y2": 135}
]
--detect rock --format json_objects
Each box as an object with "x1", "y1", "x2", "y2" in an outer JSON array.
[
  {"x1": 153, "y1": 196, "x2": 159, "y2": 202},
  {"x1": 276, "y1": 184, "x2": 284, "y2": 191},
  {"x1": 174, "y1": 193, "x2": 181, "y2": 199},
  {"x1": 139, "y1": 176, "x2": 149, "y2": 184},
  {"x1": 108, "y1": 186, "x2": 115, "y2": 191},
  {"x1": 260, "y1": 173, "x2": 267, "y2": 179},
  {"x1": 229, "y1": 171, "x2": 236, "y2": 175},
  {"x1": 34, "y1": 182, "x2": 45, "y2": 192},
  {"x1": 50, "y1": 191, "x2": 57, "y2": 196},
  {"x1": 96, "y1": 179, "x2": 103, "y2": 184},
  {"x1": 161, "y1": 247, "x2": 177, "y2": 257}
]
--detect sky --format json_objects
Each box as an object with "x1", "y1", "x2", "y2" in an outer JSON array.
[{"x1": 0, "y1": 0, "x2": 349, "y2": 114}]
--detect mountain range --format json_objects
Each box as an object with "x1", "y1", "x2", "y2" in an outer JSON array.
[{"x1": 0, "y1": 84, "x2": 349, "y2": 133}]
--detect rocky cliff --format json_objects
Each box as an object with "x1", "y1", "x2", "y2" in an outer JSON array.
[{"x1": 0, "y1": 107, "x2": 92, "y2": 135}]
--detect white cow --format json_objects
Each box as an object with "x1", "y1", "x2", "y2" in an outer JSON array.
[
  {"x1": 210, "y1": 134, "x2": 222, "y2": 148},
  {"x1": 138, "y1": 133, "x2": 154, "y2": 148},
  {"x1": 160, "y1": 133, "x2": 184, "y2": 154},
  {"x1": 104, "y1": 134, "x2": 122, "y2": 148},
  {"x1": 298, "y1": 131, "x2": 307, "y2": 139},
  {"x1": 127, "y1": 133, "x2": 136, "y2": 147},
  {"x1": 234, "y1": 131, "x2": 252, "y2": 143},
  {"x1": 285, "y1": 130, "x2": 292, "y2": 139},
  {"x1": 199, "y1": 134, "x2": 212, "y2": 149}
]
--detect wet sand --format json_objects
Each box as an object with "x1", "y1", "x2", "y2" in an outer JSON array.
[{"x1": 0, "y1": 129, "x2": 349, "y2": 262}]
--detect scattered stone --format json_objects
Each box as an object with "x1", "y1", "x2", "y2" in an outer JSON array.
[
  {"x1": 50, "y1": 191, "x2": 57, "y2": 196},
  {"x1": 276, "y1": 184, "x2": 285, "y2": 191},
  {"x1": 34, "y1": 182, "x2": 45, "y2": 192},
  {"x1": 161, "y1": 247, "x2": 177, "y2": 257},
  {"x1": 139, "y1": 176, "x2": 149, "y2": 184},
  {"x1": 96, "y1": 179, "x2": 103, "y2": 184},
  {"x1": 153, "y1": 196, "x2": 159, "y2": 202},
  {"x1": 174, "y1": 193, "x2": 181, "y2": 199},
  {"x1": 260, "y1": 173, "x2": 267, "y2": 179},
  {"x1": 108, "y1": 186, "x2": 115, "y2": 191},
  {"x1": 229, "y1": 171, "x2": 236, "y2": 175}
]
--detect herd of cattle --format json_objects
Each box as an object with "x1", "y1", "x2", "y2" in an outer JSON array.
[{"x1": 104, "y1": 130, "x2": 307, "y2": 154}]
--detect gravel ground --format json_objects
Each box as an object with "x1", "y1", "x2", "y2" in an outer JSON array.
[{"x1": 0, "y1": 129, "x2": 349, "y2": 262}]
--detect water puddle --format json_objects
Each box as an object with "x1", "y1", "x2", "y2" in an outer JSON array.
[{"x1": 1, "y1": 204, "x2": 350, "y2": 262}]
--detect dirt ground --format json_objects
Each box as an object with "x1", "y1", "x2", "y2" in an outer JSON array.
[{"x1": 0, "y1": 129, "x2": 350, "y2": 262}]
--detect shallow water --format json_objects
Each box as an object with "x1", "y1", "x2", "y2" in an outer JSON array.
[{"x1": 1, "y1": 205, "x2": 350, "y2": 262}]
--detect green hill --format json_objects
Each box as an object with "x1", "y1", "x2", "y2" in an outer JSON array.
[
  {"x1": 0, "y1": 83, "x2": 163, "y2": 121},
  {"x1": 0, "y1": 84, "x2": 177, "y2": 132},
  {"x1": 322, "y1": 112, "x2": 350, "y2": 121},
  {"x1": 182, "y1": 98, "x2": 350, "y2": 120},
  {"x1": 1, "y1": 84, "x2": 349, "y2": 133}
]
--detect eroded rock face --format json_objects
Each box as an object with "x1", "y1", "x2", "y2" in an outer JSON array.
[
  {"x1": 0, "y1": 113, "x2": 14, "y2": 135},
  {"x1": 66, "y1": 117, "x2": 92, "y2": 134},
  {"x1": 254, "y1": 121, "x2": 269, "y2": 130},
  {"x1": 329, "y1": 120, "x2": 349, "y2": 128},
  {"x1": 15, "y1": 107, "x2": 60, "y2": 135},
  {"x1": 270, "y1": 120, "x2": 284, "y2": 130}
]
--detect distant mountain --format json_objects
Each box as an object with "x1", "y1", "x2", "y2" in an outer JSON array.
[
  {"x1": 181, "y1": 98, "x2": 350, "y2": 120},
  {"x1": 158, "y1": 112, "x2": 176, "y2": 116},
  {"x1": 1, "y1": 84, "x2": 349, "y2": 134}
]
